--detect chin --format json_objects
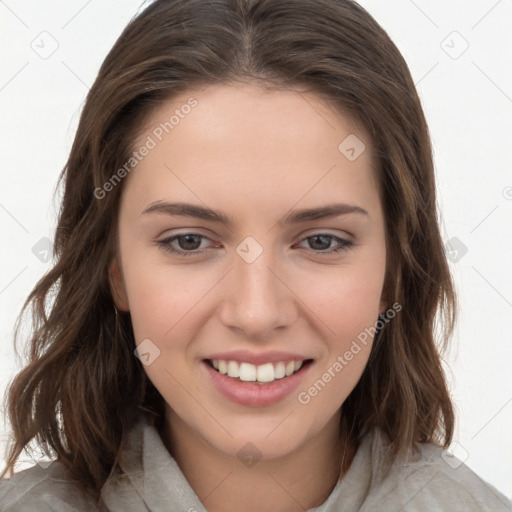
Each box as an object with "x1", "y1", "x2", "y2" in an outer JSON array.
[{"x1": 209, "y1": 429, "x2": 306, "y2": 462}]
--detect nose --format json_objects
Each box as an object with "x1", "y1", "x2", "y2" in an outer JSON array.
[{"x1": 218, "y1": 245, "x2": 298, "y2": 339}]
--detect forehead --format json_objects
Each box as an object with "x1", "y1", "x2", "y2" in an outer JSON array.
[
  {"x1": 125, "y1": 83, "x2": 379, "y2": 218},
  {"x1": 136, "y1": 83, "x2": 371, "y2": 156}
]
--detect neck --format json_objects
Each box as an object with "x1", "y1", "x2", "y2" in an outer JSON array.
[{"x1": 160, "y1": 409, "x2": 355, "y2": 512}]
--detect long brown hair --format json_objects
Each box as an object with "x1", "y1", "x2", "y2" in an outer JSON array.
[{"x1": 2, "y1": 0, "x2": 455, "y2": 499}]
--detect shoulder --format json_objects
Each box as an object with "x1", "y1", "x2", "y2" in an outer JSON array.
[
  {"x1": 0, "y1": 462, "x2": 102, "y2": 512},
  {"x1": 360, "y1": 429, "x2": 512, "y2": 512}
]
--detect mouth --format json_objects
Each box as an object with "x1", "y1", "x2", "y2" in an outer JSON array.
[
  {"x1": 202, "y1": 356, "x2": 314, "y2": 407},
  {"x1": 204, "y1": 358, "x2": 314, "y2": 385}
]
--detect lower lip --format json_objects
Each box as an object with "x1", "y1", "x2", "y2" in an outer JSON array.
[{"x1": 202, "y1": 360, "x2": 312, "y2": 407}]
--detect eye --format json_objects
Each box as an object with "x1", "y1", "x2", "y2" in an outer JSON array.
[
  {"x1": 156, "y1": 232, "x2": 353, "y2": 257},
  {"x1": 157, "y1": 234, "x2": 215, "y2": 256},
  {"x1": 295, "y1": 233, "x2": 353, "y2": 254}
]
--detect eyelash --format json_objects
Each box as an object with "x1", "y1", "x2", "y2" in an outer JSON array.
[{"x1": 156, "y1": 233, "x2": 353, "y2": 257}]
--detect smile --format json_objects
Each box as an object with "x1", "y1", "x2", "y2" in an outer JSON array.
[
  {"x1": 207, "y1": 359, "x2": 306, "y2": 383},
  {"x1": 203, "y1": 358, "x2": 313, "y2": 407}
]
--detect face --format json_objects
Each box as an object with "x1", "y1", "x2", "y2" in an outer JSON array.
[{"x1": 110, "y1": 83, "x2": 387, "y2": 461}]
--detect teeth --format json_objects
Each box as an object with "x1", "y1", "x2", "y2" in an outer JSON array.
[
  {"x1": 274, "y1": 362, "x2": 286, "y2": 379},
  {"x1": 210, "y1": 359, "x2": 306, "y2": 383},
  {"x1": 239, "y1": 362, "x2": 257, "y2": 382},
  {"x1": 227, "y1": 361, "x2": 240, "y2": 378},
  {"x1": 256, "y1": 363, "x2": 274, "y2": 383}
]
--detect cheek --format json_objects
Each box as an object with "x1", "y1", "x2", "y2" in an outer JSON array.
[
  {"x1": 294, "y1": 251, "x2": 385, "y2": 400},
  {"x1": 125, "y1": 276, "x2": 210, "y2": 345},
  {"x1": 299, "y1": 260, "x2": 385, "y2": 338},
  {"x1": 118, "y1": 234, "x2": 215, "y2": 341},
  {"x1": 297, "y1": 267, "x2": 380, "y2": 416}
]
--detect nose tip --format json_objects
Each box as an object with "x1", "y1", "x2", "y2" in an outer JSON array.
[{"x1": 218, "y1": 251, "x2": 297, "y2": 338}]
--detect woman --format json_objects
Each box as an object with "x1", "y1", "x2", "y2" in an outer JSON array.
[{"x1": 1, "y1": 0, "x2": 510, "y2": 510}]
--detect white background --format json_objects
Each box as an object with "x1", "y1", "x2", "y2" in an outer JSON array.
[{"x1": 1, "y1": 0, "x2": 511, "y2": 503}]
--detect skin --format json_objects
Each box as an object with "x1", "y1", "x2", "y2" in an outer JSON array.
[{"x1": 110, "y1": 83, "x2": 388, "y2": 512}]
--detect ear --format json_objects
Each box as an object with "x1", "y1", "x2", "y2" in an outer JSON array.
[{"x1": 109, "y1": 258, "x2": 130, "y2": 311}]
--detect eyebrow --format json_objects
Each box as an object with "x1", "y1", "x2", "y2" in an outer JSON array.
[{"x1": 140, "y1": 201, "x2": 368, "y2": 226}]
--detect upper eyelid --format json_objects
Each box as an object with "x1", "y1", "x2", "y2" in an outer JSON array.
[
  {"x1": 158, "y1": 231, "x2": 352, "y2": 249},
  {"x1": 158, "y1": 227, "x2": 353, "y2": 241}
]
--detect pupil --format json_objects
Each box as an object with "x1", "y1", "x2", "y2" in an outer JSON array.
[
  {"x1": 179, "y1": 235, "x2": 201, "y2": 250},
  {"x1": 310, "y1": 235, "x2": 330, "y2": 250}
]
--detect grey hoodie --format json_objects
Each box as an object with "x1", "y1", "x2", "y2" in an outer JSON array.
[{"x1": 1, "y1": 411, "x2": 510, "y2": 511}]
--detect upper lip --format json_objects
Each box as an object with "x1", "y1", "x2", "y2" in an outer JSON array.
[{"x1": 204, "y1": 350, "x2": 312, "y2": 366}]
